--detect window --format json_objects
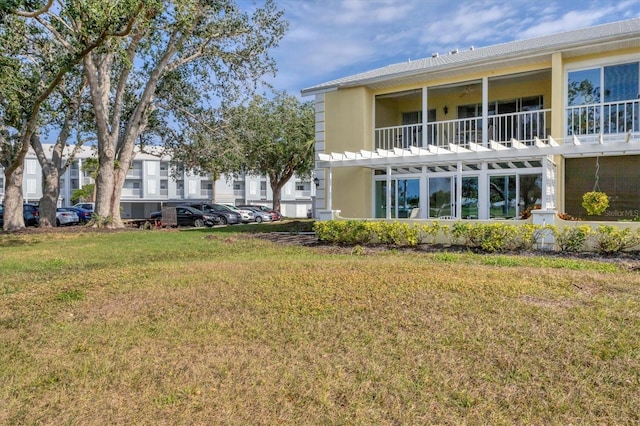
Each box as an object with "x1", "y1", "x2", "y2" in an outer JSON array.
[
  {"x1": 567, "y1": 62, "x2": 639, "y2": 135},
  {"x1": 375, "y1": 179, "x2": 420, "y2": 218}
]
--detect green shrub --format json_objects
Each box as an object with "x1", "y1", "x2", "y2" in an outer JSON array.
[
  {"x1": 553, "y1": 225, "x2": 592, "y2": 252},
  {"x1": 591, "y1": 225, "x2": 640, "y2": 255},
  {"x1": 420, "y1": 222, "x2": 441, "y2": 245},
  {"x1": 313, "y1": 220, "x2": 374, "y2": 245}
]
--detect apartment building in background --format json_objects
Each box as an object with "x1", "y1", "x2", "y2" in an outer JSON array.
[{"x1": 0, "y1": 145, "x2": 314, "y2": 219}]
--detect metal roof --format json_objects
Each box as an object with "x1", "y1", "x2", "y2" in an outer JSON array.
[{"x1": 301, "y1": 18, "x2": 640, "y2": 96}]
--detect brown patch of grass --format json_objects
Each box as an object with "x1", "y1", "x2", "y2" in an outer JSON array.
[{"x1": 0, "y1": 231, "x2": 639, "y2": 424}]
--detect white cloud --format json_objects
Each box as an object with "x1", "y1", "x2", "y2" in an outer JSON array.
[{"x1": 267, "y1": 0, "x2": 637, "y2": 95}]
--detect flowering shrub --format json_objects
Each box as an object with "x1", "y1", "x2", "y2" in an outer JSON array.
[
  {"x1": 591, "y1": 225, "x2": 640, "y2": 254},
  {"x1": 553, "y1": 225, "x2": 592, "y2": 252},
  {"x1": 314, "y1": 220, "x2": 638, "y2": 255},
  {"x1": 582, "y1": 191, "x2": 609, "y2": 216}
]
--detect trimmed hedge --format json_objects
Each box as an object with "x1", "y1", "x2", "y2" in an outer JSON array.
[{"x1": 313, "y1": 220, "x2": 640, "y2": 254}]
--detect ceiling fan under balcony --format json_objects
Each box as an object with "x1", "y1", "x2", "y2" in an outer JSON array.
[{"x1": 459, "y1": 85, "x2": 475, "y2": 98}]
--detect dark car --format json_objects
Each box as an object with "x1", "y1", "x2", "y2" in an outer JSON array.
[
  {"x1": 180, "y1": 203, "x2": 241, "y2": 225},
  {"x1": 0, "y1": 203, "x2": 40, "y2": 227},
  {"x1": 237, "y1": 205, "x2": 281, "y2": 221},
  {"x1": 150, "y1": 206, "x2": 217, "y2": 227},
  {"x1": 23, "y1": 203, "x2": 40, "y2": 226},
  {"x1": 63, "y1": 206, "x2": 93, "y2": 223}
]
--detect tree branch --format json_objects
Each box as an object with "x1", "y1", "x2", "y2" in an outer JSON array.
[{"x1": 14, "y1": 0, "x2": 53, "y2": 18}]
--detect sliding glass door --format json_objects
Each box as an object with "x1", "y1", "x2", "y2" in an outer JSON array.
[{"x1": 375, "y1": 178, "x2": 420, "y2": 218}]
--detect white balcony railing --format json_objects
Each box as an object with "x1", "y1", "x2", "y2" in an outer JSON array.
[
  {"x1": 375, "y1": 110, "x2": 551, "y2": 150},
  {"x1": 121, "y1": 188, "x2": 142, "y2": 197},
  {"x1": 567, "y1": 99, "x2": 639, "y2": 138}
]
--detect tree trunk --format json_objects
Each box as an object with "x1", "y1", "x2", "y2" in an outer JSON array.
[
  {"x1": 93, "y1": 140, "x2": 116, "y2": 225},
  {"x1": 3, "y1": 166, "x2": 26, "y2": 231},
  {"x1": 271, "y1": 180, "x2": 285, "y2": 214},
  {"x1": 38, "y1": 166, "x2": 60, "y2": 227},
  {"x1": 108, "y1": 165, "x2": 128, "y2": 228}
]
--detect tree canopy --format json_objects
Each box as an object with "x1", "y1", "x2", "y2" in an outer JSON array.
[{"x1": 227, "y1": 92, "x2": 315, "y2": 212}]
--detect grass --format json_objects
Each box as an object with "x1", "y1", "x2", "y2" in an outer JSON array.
[{"x1": 1, "y1": 225, "x2": 639, "y2": 425}]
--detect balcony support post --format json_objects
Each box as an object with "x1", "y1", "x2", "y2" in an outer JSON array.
[
  {"x1": 422, "y1": 86, "x2": 429, "y2": 148},
  {"x1": 482, "y1": 77, "x2": 489, "y2": 147},
  {"x1": 386, "y1": 166, "x2": 392, "y2": 219}
]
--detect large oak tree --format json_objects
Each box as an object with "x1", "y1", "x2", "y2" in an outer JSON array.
[
  {"x1": 0, "y1": 0, "x2": 144, "y2": 230},
  {"x1": 84, "y1": 0, "x2": 287, "y2": 228}
]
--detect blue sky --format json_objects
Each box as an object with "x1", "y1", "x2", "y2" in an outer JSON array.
[{"x1": 260, "y1": 0, "x2": 639, "y2": 97}]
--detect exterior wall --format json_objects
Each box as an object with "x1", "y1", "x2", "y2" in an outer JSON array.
[
  {"x1": 319, "y1": 87, "x2": 373, "y2": 217},
  {"x1": 324, "y1": 87, "x2": 373, "y2": 152},
  {"x1": 332, "y1": 167, "x2": 372, "y2": 218}
]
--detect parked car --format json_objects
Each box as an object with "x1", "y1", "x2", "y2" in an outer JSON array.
[
  {"x1": 221, "y1": 204, "x2": 254, "y2": 223},
  {"x1": 0, "y1": 204, "x2": 40, "y2": 227},
  {"x1": 180, "y1": 203, "x2": 240, "y2": 225},
  {"x1": 237, "y1": 205, "x2": 281, "y2": 221},
  {"x1": 56, "y1": 207, "x2": 80, "y2": 226},
  {"x1": 23, "y1": 203, "x2": 40, "y2": 226},
  {"x1": 150, "y1": 206, "x2": 217, "y2": 227},
  {"x1": 239, "y1": 206, "x2": 273, "y2": 223},
  {"x1": 62, "y1": 206, "x2": 93, "y2": 223},
  {"x1": 73, "y1": 202, "x2": 94, "y2": 212}
]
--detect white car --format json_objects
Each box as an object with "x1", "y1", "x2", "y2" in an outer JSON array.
[
  {"x1": 222, "y1": 204, "x2": 254, "y2": 223},
  {"x1": 56, "y1": 208, "x2": 80, "y2": 226}
]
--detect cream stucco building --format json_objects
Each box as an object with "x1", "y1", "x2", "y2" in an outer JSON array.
[{"x1": 303, "y1": 18, "x2": 640, "y2": 222}]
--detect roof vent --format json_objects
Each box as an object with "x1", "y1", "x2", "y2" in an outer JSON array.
[
  {"x1": 469, "y1": 46, "x2": 475, "y2": 51},
  {"x1": 449, "y1": 49, "x2": 459, "y2": 55},
  {"x1": 431, "y1": 52, "x2": 439, "y2": 58}
]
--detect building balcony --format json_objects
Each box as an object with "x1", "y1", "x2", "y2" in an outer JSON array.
[
  {"x1": 375, "y1": 109, "x2": 551, "y2": 151},
  {"x1": 567, "y1": 99, "x2": 639, "y2": 141},
  {"x1": 121, "y1": 188, "x2": 142, "y2": 198}
]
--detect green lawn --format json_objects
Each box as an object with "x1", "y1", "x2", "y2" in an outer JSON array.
[{"x1": 1, "y1": 225, "x2": 639, "y2": 425}]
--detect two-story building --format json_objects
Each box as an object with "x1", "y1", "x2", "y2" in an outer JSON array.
[
  {"x1": 0, "y1": 145, "x2": 314, "y2": 219},
  {"x1": 303, "y1": 18, "x2": 640, "y2": 222}
]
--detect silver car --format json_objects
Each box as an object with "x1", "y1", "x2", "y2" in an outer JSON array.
[
  {"x1": 56, "y1": 208, "x2": 80, "y2": 226},
  {"x1": 242, "y1": 206, "x2": 273, "y2": 223}
]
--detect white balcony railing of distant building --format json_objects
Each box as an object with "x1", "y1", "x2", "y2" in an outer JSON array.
[
  {"x1": 121, "y1": 188, "x2": 142, "y2": 197},
  {"x1": 375, "y1": 109, "x2": 551, "y2": 150},
  {"x1": 233, "y1": 189, "x2": 245, "y2": 197},
  {"x1": 126, "y1": 169, "x2": 143, "y2": 179},
  {"x1": 201, "y1": 189, "x2": 213, "y2": 198},
  {"x1": 567, "y1": 99, "x2": 639, "y2": 142},
  {"x1": 296, "y1": 190, "x2": 311, "y2": 198}
]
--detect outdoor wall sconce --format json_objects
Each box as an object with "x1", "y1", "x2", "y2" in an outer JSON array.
[
  {"x1": 443, "y1": 106, "x2": 448, "y2": 115},
  {"x1": 313, "y1": 177, "x2": 320, "y2": 187}
]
